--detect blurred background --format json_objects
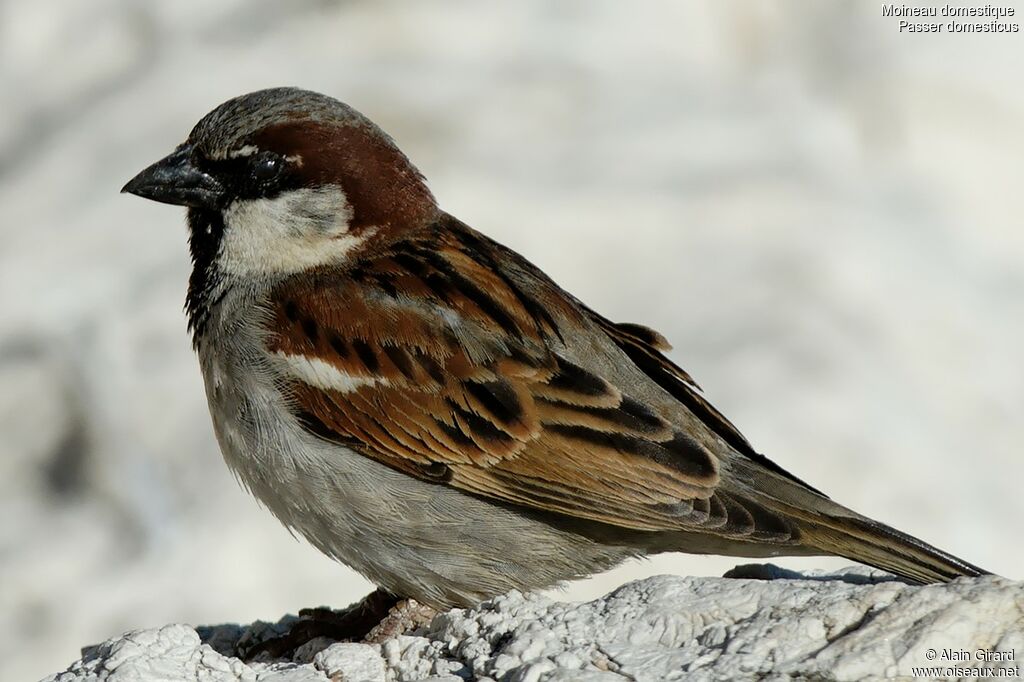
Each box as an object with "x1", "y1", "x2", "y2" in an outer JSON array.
[{"x1": 2, "y1": 1, "x2": 1021, "y2": 679}]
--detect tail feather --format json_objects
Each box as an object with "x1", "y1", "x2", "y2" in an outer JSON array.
[
  {"x1": 797, "y1": 513, "x2": 989, "y2": 584},
  {"x1": 731, "y1": 458, "x2": 991, "y2": 583}
]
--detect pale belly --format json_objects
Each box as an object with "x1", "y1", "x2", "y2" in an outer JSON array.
[{"x1": 195, "y1": 339, "x2": 636, "y2": 607}]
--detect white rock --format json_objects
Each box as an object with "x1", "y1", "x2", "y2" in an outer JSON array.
[
  {"x1": 315, "y1": 643, "x2": 386, "y2": 682},
  {"x1": 43, "y1": 567, "x2": 1023, "y2": 682}
]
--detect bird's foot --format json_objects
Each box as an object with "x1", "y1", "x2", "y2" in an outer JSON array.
[
  {"x1": 363, "y1": 598, "x2": 437, "y2": 644},
  {"x1": 239, "y1": 588, "x2": 435, "y2": 660}
]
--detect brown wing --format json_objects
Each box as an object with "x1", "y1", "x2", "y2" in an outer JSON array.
[
  {"x1": 587, "y1": 315, "x2": 826, "y2": 496},
  {"x1": 266, "y1": 218, "x2": 794, "y2": 537}
]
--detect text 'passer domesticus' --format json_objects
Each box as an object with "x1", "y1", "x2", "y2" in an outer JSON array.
[{"x1": 123, "y1": 87, "x2": 987, "y2": 611}]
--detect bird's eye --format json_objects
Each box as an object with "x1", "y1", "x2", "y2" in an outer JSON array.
[{"x1": 251, "y1": 153, "x2": 284, "y2": 184}]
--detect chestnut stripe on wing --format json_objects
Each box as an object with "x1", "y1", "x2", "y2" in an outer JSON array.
[
  {"x1": 414, "y1": 246, "x2": 525, "y2": 338},
  {"x1": 449, "y1": 224, "x2": 563, "y2": 341},
  {"x1": 535, "y1": 395, "x2": 670, "y2": 437},
  {"x1": 610, "y1": 336, "x2": 824, "y2": 496},
  {"x1": 546, "y1": 425, "x2": 718, "y2": 484}
]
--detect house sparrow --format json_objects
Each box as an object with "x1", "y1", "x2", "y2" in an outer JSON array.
[{"x1": 122, "y1": 87, "x2": 987, "y2": 612}]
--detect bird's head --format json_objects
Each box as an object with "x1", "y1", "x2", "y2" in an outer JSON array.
[{"x1": 123, "y1": 87, "x2": 438, "y2": 279}]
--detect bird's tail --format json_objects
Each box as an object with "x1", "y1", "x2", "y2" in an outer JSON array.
[
  {"x1": 795, "y1": 510, "x2": 989, "y2": 583},
  {"x1": 731, "y1": 457, "x2": 991, "y2": 583}
]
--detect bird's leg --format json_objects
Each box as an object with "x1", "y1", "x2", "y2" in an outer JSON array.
[
  {"x1": 363, "y1": 597, "x2": 438, "y2": 644},
  {"x1": 239, "y1": 588, "x2": 411, "y2": 660}
]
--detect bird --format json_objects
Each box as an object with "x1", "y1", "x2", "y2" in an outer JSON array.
[{"x1": 122, "y1": 86, "x2": 988, "y2": 625}]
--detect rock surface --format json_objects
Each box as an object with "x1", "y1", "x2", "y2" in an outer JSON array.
[{"x1": 45, "y1": 566, "x2": 1024, "y2": 681}]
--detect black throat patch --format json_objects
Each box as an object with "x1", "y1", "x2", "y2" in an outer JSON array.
[{"x1": 185, "y1": 208, "x2": 227, "y2": 346}]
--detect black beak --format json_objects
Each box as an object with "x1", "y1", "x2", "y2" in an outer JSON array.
[{"x1": 122, "y1": 145, "x2": 224, "y2": 209}]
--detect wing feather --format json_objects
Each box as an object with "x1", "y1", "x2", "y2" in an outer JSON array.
[{"x1": 265, "y1": 218, "x2": 799, "y2": 540}]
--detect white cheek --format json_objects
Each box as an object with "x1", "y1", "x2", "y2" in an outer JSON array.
[{"x1": 218, "y1": 187, "x2": 370, "y2": 276}]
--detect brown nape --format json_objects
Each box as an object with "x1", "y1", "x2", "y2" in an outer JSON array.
[{"x1": 252, "y1": 120, "x2": 440, "y2": 234}]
